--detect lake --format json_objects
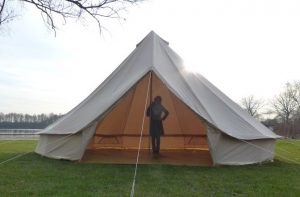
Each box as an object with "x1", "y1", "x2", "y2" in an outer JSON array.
[{"x1": 0, "y1": 129, "x2": 40, "y2": 140}]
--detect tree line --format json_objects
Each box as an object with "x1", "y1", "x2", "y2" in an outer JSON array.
[
  {"x1": 1, "y1": 80, "x2": 299, "y2": 136},
  {"x1": 240, "y1": 80, "x2": 300, "y2": 138},
  {"x1": 0, "y1": 113, "x2": 64, "y2": 129}
]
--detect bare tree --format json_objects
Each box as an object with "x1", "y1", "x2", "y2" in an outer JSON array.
[
  {"x1": 272, "y1": 92, "x2": 296, "y2": 123},
  {"x1": 240, "y1": 95, "x2": 264, "y2": 119},
  {"x1": 272, "y1": 85, "x2": 298, "y2": 137},
  {"x1": 286, "y1": 81, "x2": 300, "y2": 109},
  {"x1": 0, "y1": 0, "x2": 143, "y2": 34},
  {"x1": 286, "y1": 81, "x2": 300, "y2": 138}
]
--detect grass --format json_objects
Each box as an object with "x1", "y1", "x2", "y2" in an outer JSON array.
[{"x1": 0, "y1": 140, "x2": 299, "y2": 196}]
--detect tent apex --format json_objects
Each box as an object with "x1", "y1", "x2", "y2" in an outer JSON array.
[{"x1": 136, "y1": 31, "x2": 169, "y2": 47}]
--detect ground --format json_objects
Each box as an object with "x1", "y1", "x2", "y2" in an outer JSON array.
[{"x1": 0, "y1": 140, "x2": 299, "y2": 196}]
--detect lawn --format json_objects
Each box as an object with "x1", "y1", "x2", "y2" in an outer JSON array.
[{"x1": 0, "y1": 140, "x2": 299, "y2": 197}]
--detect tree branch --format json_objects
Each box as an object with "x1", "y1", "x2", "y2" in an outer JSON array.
[
  {"x1": 0, "y1": 0, "x2": 17, "y2": 25},
  {"x1": 0, "y1": 0, "x2": 143, "y2": 34}
]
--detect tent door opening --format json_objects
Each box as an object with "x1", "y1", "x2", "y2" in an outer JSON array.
[{"x1": 83, "y1": 71, "x2": 213, "y2": 165}]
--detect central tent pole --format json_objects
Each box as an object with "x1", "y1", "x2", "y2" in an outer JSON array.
[
  {"x1": 149, "y1": 71, "x2": 153, "y2": 152},
  {"x1": 130, "y1": 72, "x2": 152, "y2": 197}
]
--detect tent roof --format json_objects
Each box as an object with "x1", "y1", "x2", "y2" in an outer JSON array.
[{"x1": 40, "y1": 31, "x2": 280, "y2": 140}]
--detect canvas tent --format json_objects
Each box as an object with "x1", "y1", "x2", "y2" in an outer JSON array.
[{"x1": 35, "y1": 31, "x2": 280, "y2": 165}]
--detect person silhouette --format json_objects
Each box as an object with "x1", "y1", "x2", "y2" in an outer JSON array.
[{"x1": 146, "y1": 96, "x2": 169, "y2": 154}]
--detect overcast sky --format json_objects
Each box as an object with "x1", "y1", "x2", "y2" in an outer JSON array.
[{"x1": 1, "y1": 0, "x2": 300, "y2": 114}]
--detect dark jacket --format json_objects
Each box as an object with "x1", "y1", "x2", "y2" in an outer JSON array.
[{"x1": 146, "y1": 102, "x2": 169, "y2": 136}]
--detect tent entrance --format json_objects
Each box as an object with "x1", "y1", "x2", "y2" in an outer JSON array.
[{"x1": 83, "y1": 72, "x2": 212, "y2": 165}]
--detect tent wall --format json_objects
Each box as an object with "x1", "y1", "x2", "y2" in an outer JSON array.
[
  {"x1": 35, "y1": 122, "x2": 97, "y2": 160},
  {"x1": 87, "y1": 72, "x2": 209, "y2": 151},
  {"x1": 207, "y1": 127, "x2": 275, "y2": 165}
]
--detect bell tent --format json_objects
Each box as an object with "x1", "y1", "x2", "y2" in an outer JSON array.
[{"x1": 35, "y1": 31, "x2": 280, "y2": 165}]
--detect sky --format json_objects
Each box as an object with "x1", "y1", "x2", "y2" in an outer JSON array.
[{"x1": 0, "y1": 0, "x2": 300, "y2": 114}]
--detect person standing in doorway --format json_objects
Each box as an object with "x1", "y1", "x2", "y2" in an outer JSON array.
[{"x1": 146, "y1": 96, "x2": 169, "y2": 154}]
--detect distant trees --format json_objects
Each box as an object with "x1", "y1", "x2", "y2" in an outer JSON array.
[
  {"x1": 0, "y1": 113, "x2": 63, "y2": 129},
  {"x1": 271, "y1": 81, "x2": 300, "y2": 138},
  {"x1": 241, "y1": 80, "x2": 300, "y2": 138},
  {"x1": 240, "y1": 95, "x2": 264, "y2": 119},
  {"x1": 271, "y1": 83, "x2": 298, "y2": 137}
]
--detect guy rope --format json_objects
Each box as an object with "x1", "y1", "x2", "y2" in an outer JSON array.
[{"x1": 130, "y1": 72, "x2": 152, "y2": 197}]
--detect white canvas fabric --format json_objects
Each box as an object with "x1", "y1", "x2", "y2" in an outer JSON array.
[
  {"x1": 207, "y1": 127, "x2": 275, "y2": 165},
  {"x1": 36, "y1": 122, "x2": 97, "y2": 160},
  {"x1": 35, "y1": 31, "x2": 280, "y2": 164}
]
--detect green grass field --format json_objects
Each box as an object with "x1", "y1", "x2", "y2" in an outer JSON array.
[{"x1": 0, "y1": 140, "x2": 299, "y2": 197}]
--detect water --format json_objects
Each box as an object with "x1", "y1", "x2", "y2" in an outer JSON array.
[{"x1": 0, "y1": 129, "x2": 40, "y2": 140}]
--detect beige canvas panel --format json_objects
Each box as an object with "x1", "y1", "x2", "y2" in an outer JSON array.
[
  {"x1": 170, "y1": 91, "x2": 207, "y2": 135},
  {"x1": 123, "y1": 74, "x2": 151, "y2": 134},
  {"x1": 95, "y1": 86, "x2": 135, "y2": 135},
  {"x1": 87, "y1": 135, "x2": 124, "y2": 149},
  {"x1": 88, "y1": 136, "x2": 151, "y2": 149}
]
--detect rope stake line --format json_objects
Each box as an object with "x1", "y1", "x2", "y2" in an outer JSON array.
[
  {"x1": 0, "y1": 152, "x2": 31, "y2": 165},
  {"x1": 0, "y1": 140, "x2": 15, "y2": 146},
  {"x1": 275, "y1": 146, "x2": 292, "y2": 154},
  {"x1": 0, "y1": 132, "x2": 76, "y2": 166},
  {"x1": 130, "y1": 72, "x2": 152, "y2": 197},
  {"x1": 280, "y1": 139, "x2": 300, "y2": 148},
  {"x1": 149, "y1": 71, "x2": 153, "y2": 153}
]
